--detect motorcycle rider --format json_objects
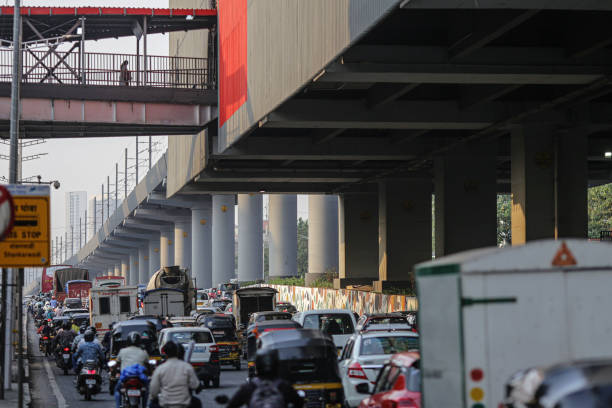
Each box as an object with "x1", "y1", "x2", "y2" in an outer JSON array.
[
  {"x1": 102, "y1": 322, "x2": 115, "y2": 355},
  {"x1": 74, "y1": 330, "x2": 105, "y2": 373},
  {"x1": 76, "y1": 326, "x2": 101, "y2": 348},
  {"x1": 225, "y1": 348, "x2": 303, "y2": 408},
  {"x1": 149, "y1": 340, "x2": 202, "y2": 408},
  {"x1": 114, "y1": 331, "x2": 150, "y2": 408},
  {"x1": 54, "y1": 321, "x2": 76, "y2": 354}
]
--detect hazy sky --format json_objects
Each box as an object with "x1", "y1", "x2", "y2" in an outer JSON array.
[{"x1": 1, "y1": 0, "x2": 308, "y2": 253}]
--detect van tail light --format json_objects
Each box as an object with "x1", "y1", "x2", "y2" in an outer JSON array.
[
  {"x1": 348, "y1": 362, "x2": 368, "y2": 380},
  {"x1": 63, "y1": 347, "x2": 70, "y2": 352}
]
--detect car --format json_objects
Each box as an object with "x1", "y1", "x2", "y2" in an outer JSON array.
[
  {"x1": 356, "y1": 352, "x2": 421, "y2": 408},
  {"x1": 61, "y1": 308, "x2": 89, "y2": 318},
  {"x1": 293, "y1": 309, "x2": 357, "y2": 353},
  {"x1": 168, "y1": 316, "x2": 198, "y2": 328},
  {"x1": 158, "y1": 327, "x2": 221, "y2": 387},
  {"x1": 128, "y1": 315, "x2": 163, "y2": 331},
  {"x1": 355, "y1": 313, "x2": 412, "y2": 332},
  {"x1": 211, "y1": 298, "x2": 232, "y2": 311},
  {"x1": 502, "y1": 359, "x2": 612, "y2": 408},
  {"x1": 64, "y1": 297, "x2": 85, "y2": 309},
  {"x1": 247, "y1": 311, "x2": 293, "y2": 327},
  {"x1": 274, "y1": 302, "x2": 298, "y2": 314},
  {"x1": 339, "y1": 330, "x2": 419, "y2": 407}
]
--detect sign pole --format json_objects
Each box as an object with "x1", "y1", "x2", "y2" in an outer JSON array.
[
  {"x1": 17, "y1": 267, "x2": 23, "y2": 408},
  {"x1": 0, "y1": 269, "x2": 5, "y2": 400}
]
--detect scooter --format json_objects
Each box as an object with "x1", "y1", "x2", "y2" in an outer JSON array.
[
  {"x1": 55, "y1": 346, "x2": 72, "y2": 375},
  {"x1": 76, "y1": 360, "x2": 101, "y2": 401},
  {"x1": 120, "y1": 376, "x2": 147, "y2": 408}
]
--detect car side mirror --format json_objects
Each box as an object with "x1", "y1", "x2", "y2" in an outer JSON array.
[
  {"x1": 215, "y1": 394, "x2": 229, "y2": 404},
  {"x1": 355, "y1": 382, "x2": 371, "y2": 394}
]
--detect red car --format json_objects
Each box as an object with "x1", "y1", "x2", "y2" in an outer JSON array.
[{"x1": 357, "y1": 352, "x2": 421, "y2": 408}]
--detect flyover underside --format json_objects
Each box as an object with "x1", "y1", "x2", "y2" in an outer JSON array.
[{"x1": 198, "y1": 6, "x2": 612, "y2": 193}]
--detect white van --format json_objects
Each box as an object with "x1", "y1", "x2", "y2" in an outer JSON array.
[
  {"x1": 292, "y1": 309, "x2": 357, "y2": 354},
  {"x1": 89, "y1": 286, "x2": 139, "y2": 335},
  {"x1": 415, "y1": 239, "x2": 612, "y2": 408}
]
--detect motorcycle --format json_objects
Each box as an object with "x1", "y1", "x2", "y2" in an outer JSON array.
[
  {"x1": 39, "y1": 335, "x2": 52, "y2": 356},
  {"x1": 76, "y1": 360, "x2": 102, "y2": 401},
  {"x1": 55, "y1": 346, "x2": 72, "y2": 375},
  {"x1": 119, "y1": 376, "x2": 147, "y2": 408}
]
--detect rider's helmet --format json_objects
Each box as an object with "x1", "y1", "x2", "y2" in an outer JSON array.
[
  {"x1": 255, "y1": 348, "x2": 279, "y2": 379},
  {"x1": 62, "y1": 321, "x2": 71, "y2": 331},
  {"x1": 79, "y1": 325, "x2": 87, "y2": 334},
  {"x1": 83, "y1": 330, "x2": 95, "y2": 342},
  {"x1": 87, "y1": 326, "x2": 97, "y2": 335},
  {"x1": 127, "y1": 332, "x2": 141, "y2": 346}
]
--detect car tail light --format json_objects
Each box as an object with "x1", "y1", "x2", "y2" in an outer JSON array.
[
  {"x1": 209, "y1": 345, "x2": 219, "y2": 353},
  {"x1": 43, "y1": 336, "x2": 49, "y2": 340},
  {"x1": 63, "y1": 347, "x2": 70, "y2": 352},
  {"x1": 86, "y1": 369, "x2": 96, "y2": 375},
  {"x1": 382, "y1": 401, "x2": 397, "y2": 408},
  {"x1": 348, "y1": 362, "x2": 368, "y2": 380}
]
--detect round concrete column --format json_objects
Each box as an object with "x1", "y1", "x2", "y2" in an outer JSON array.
[
  {"x1": 238, "y1": 194, "x2": 263, "y2": 282},
  {"x1": 148, "y1": 235, "x2": 161, "y2": 276},
  {"x1": 121, "y1": 258, "x2": 129, "y2": 280},
  {"x1": 174, "y1": 218, "x2": 192, "y2": 273},
  {"x1": 129, "y1": 252, "x2": 138, "y2": 285},
  {"x1": 306, "y1": 195, "x2": 339, "y2": 286},
  {"x1": 138, "y1": 243, "x2": 149, "y2": 285},
  {"x1": 269, "y1": 195, "x2": 297, "y2": 278},
  {"x1": 114, "y1": 263, "x2": 121, "y2": 277},
  {"x1": 160, "y1": 227, "x2": 175, "y2": 267},
  {"x1": 107, "y1": 266, "x2": 113, "y2": 277},
  {"x1": 192, "y1": 206, "x2": 212, "y2": 289},
  {"x1": 212, "y1": 195, "x2": 235, "y2": 287}
]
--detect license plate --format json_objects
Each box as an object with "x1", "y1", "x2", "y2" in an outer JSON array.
[
  {"x1": 85, "y1": 379, "x2": 96, "y2": 385},
  {"x1": 127, "y1": 389, "x2": 140, "y2": 397},
  {"x1": 194, "y1": 346, "x2": 206, "y2": 353},
  {"x1": 63, "y1": 354, "x2": 70, "y2": 359}
]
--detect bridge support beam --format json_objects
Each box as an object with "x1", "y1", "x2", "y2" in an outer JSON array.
[
  {"x1": 238, "y1": 194, "x2": 263, "y2": 282},
  {"x1": 115, "y1": 263, "x2": 121, "y2": 277},
  {"x1": 138, "y1": 244, "x2": 149, "y2": 285},
  {"x1": 160, "y1": 227, "x2": 175, "y2": 267},
  {"x1": 269, "y1": 195, "x2": 297, "y2": 278},
  {"x1": 174, "y1": 218, "x2": 192, "y2": 272},
  {"x1": 373, "y1": 180, "x2": 432, "y2": 292},
  {"x1": 121, "y1": 258, "x2": 129, "y2": 280},
  {"x1": 149, "y1": 236, "x2": 160, "y2": 275},
  {"x1": 511, "y1": 125, "x2": 588, "y2": 244},
  {"x1": 192, "y1": 204, "x2": 212, "y2": 289},
  {"x1": 335, "y1": 192, "x2": 378, "y2": 289},
  {"x1": 212, "y1": 195, "x2": 235, "y2": 287},
  {"x1": 306, "y1": 195, "x2": 338, "y2": 286},
  {"x1": 435, "y1": 142, "x2": 497, "y2": 256},
  {"x1": 129, "y1": 252, "x2": 138, "y2": 285}
]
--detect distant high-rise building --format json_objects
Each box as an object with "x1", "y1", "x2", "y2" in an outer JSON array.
[
  {"x1": 88, "y1": 195, "x2": 103, "y2": 237},
  {"x1": 65, "y1": 191, "x2": 87, "y2": 254}
]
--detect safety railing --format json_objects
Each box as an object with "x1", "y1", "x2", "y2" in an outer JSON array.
[{"x1": 0, "y1": 48, "x2": 213, "y2": 89}]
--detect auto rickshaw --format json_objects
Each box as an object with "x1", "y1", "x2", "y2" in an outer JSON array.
[
  {"x1": 199, "y1": 314, "x2": 242, "y2": 370},
  {"x1": 107, "y1": 320, "x2": 159, "y2": 394},
  {"x1": 256, "y1": 329, "x2": 344, "y2": 408},
  {"x1": 246, "y1": 320, "x2": 302, "y2": 377}
]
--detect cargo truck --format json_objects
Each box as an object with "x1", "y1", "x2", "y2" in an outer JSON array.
[
  {"x1": 145, "y1": 266, "x2": 195, "y2": 316},
  {"x1": 89, "y1": 286, "x2": 139, "y2": 334},
  {"x1": 415, "y1": 239, "x2": 612, "y2": 408},
  {"x1": 143, "y1": 288, "x2": 185, "y2": 317},
  {"x1": 41, "y1": 265, "x2": 71, "y2": 294},
  {"x1": 53, "y1": 267, "x2": 89, "y2": 302},
  {"x1": 65, "y1": 280, "x2": 92, "y2": 307}
]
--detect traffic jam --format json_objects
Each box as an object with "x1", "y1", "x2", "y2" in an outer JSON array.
[{"x1": 25, "y1": 239, "x2": 612, "y2": 408}]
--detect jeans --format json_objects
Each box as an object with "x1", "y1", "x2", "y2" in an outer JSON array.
[{"x1": 115, "y1": 380, "x2": 148, "y2": 408}]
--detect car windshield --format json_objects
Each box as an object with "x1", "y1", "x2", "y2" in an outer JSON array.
[
  {"x1": 169, "y1": 331, "x2": 213, "y2": 344},
  {"x1": 365, "y1": 316, "x2": 408, "y2": 327},
  {"x1": 303, "y1": 313, "x2": 354, "y2": 335},
  {"x1": 212, "y1": 301, "x2": 228, "y2": 308},
  {"x1": 360, "y1": 336, "x2": 419, "y2": 356},
  {"x1": 261, "y1": 314, "x2": 291, "y2": 321}
]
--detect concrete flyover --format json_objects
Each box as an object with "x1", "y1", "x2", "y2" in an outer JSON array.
[{"x1": 165, "y1": 0, "x2": 612, "y2": 291}]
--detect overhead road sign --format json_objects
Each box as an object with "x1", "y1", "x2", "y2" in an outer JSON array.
[
  {"x1": 0, "y1": 185, "x2": 14, "y2": 241},
  {"x1": 0, "y1": 184, "x2": 50, "y2": 267}
]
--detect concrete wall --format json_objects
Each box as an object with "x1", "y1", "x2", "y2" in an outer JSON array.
[
  {"x1": 218, "y1": 0, "x2": 400, "y2": 149},
  {"x1": 264, "y1": 284, "x2": 417, "y2": 315}
]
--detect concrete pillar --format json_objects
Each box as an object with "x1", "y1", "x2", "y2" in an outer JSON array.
[
  {"x1": 556, "y1": 129, "x2": 588, "y2": 238},
  {"x1": 138, "y1": 243, "x2": 149, "y2": 285},
  {"x1": 336, "y1": 193, "x2": 378, "y2": 288},
  {"x1": 121, "y1": 258, "x2": 129, "y2": 280},
  {"x1": 129, "y1": 252, "x2": 138, "y2": 285},
  {"x1": 269, "y1": 195, "x2": 297, "y2": 278},
  {"x1": 212, "y1": 195, "x2": 236, "y2": 287},
  {"x1": 511, "y1": 125, "x2": 555, "y2": 244},
  {"x1": 175, "y1": 218, "x2": 192, "y2": 272},
  {"x1": 160, "y1": 227, "x2": 175, "y2": 267},
  {"x1": 148, "y1": 235, "x2": 161, "y2": 276},
  {"x1": 108, "y1": 266, "x2": 113, "y2": 277},
  {"x1": 306, "y1": 195, "x2": 338, "y2": 286},
  {"x1": 192, "y1": 205, "x2": 212, "y2": 289},
  {"x1": 114, "y1": 263, "x2": 121, "y2": 277},
  {"x1": 374, "y1": 180, "x2": 432, "y2": 292},
  {"x1": 238, "y1": 194, "x2": 263, "y2": 282},
  {"x1": 435, "y1": 142, "x2": 497, "y2": 256}
]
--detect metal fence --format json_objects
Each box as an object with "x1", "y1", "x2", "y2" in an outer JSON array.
[
  {"x1": 601, "y1": 231, "x2": 612, "y2": 241},
  {"x1": 0, "y1": 48, "x2": 212, "y2": 89}
]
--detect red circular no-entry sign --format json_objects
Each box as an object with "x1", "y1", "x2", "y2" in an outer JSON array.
[{"x1": 0, "y1": 185, "x2": 15, "y2": 241}]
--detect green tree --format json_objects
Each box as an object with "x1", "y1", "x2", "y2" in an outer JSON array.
[
  {"x1": 497, "y1": 194, "x2": 511, "y2": 246},
  {"x1": 297, "y1": 218, "x2": 308, "y2": 277},
  {"x1": 588, "y1": 183, "x2": 612, "y2": 238}
]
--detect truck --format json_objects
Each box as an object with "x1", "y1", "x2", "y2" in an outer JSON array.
[
  {"x1": 89, "y1": 285, "x2": 139, "y2": 335},
  {"x1": 145, "y1": 266, "x2": 195, "y2": 316},
  {"x1": 232, "y1": 287, "x2": 277, "y2": 330},
  {"x1": 415, "y1": 239, "x2": 612, "y2": 408},
  {"x1": 53, "y1": 267, "x2": 89, "y2": 302},
  {"x1": 65, "y1": 280, "x2": 92, "y2": 307},
  {"x1": 41, "y1": 265, "x2": 70, "y2": 294},
  {"x1": 93, "y1": 276, "x2": 125, "y2": 288}
]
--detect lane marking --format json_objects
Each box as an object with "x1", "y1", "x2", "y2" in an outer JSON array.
[{"x1": 42, "y1": 356, "x2": 68, "y2": 408}]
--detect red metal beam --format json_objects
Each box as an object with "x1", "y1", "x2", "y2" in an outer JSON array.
[{"x1": 0, "y1": 7, "x2": 216, "y2": 17}]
